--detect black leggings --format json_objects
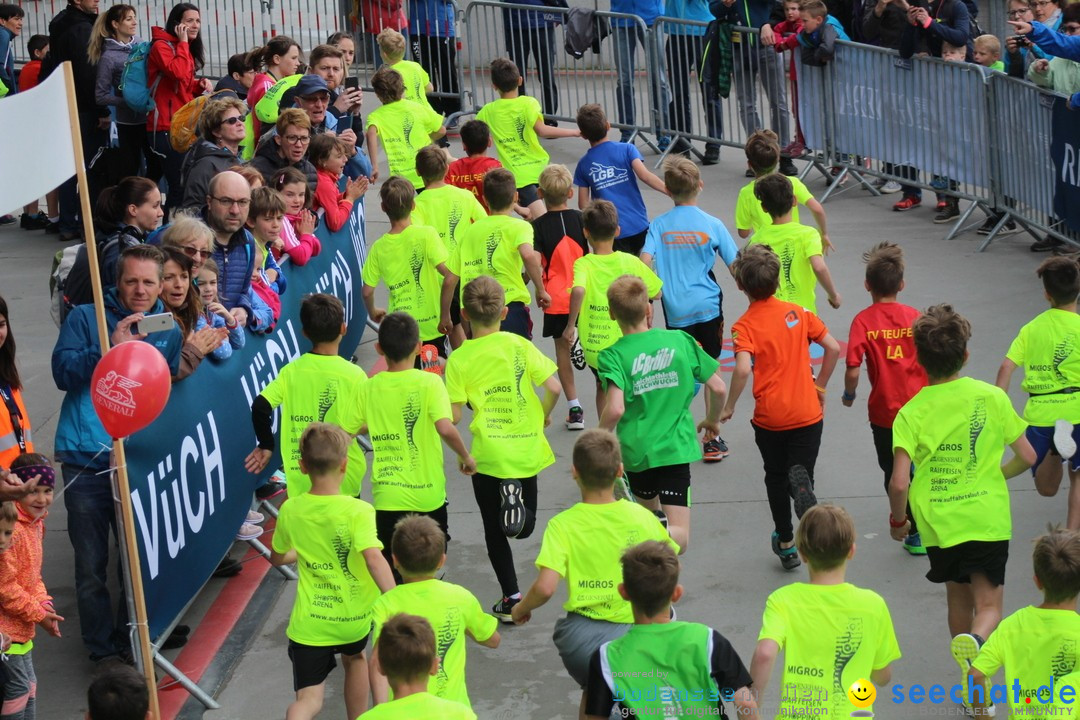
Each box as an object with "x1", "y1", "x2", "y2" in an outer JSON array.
[
  {"x1": 752, "y1": 420, "x2": 823, "y2": 543},
  {"x1": 472, "y1": 473, "x2": 537, "y2": 598},
  {"x1": 871, "y1": 423, "x2": 918, "y2": 534}
]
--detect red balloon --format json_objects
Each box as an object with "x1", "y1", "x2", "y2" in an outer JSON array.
[{"x1": 91, "y1": 342, "x2": 172, "y2": 439}]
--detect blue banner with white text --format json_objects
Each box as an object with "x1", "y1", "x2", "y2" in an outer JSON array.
[
  {"x1": 1051, "y1": 95, "x2": 1080, "y2": 234},
  {"x1": 123, "y1": 202, "x2": 368, "y2": 641}
]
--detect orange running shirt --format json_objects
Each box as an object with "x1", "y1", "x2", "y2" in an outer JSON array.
[{"x1": 731, "y1": 296, "x2": 828, "y2": 431}]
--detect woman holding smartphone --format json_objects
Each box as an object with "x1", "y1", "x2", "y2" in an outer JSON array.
[
  {"x1": 147, "y1": 3, "x2": 214, "y2": 217},
  {"x1": 159, "y1": 247, "x2": 228, "y2": 381}
]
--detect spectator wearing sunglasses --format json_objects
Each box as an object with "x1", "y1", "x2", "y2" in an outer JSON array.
[{"x1": 179, "y1": 97, "x2": 249, "y2": 213}]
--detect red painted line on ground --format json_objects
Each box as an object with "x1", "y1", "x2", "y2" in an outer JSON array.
[
  {"x1": 157, "y1": 525, "x2": 278, "y2": 720},
  {"x1": 368, "y1": 355, "x2": 387, "y2": 377}
]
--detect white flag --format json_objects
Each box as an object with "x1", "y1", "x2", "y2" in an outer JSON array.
[{"x1": 0, "y1": 64, "x2": 77, "y2": 211}]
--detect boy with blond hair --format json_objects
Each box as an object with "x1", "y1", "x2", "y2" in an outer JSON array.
[
  {"x1": 446, "y1": 276, "x2": 561, "y2": 620},
  {"x1": 413, "y1": 145, "x2": 487, "y2": 349},
  {"x1": 969, "y1": 528, "x2": 1080, "y2": 716},
  {"x1": 439, "y1": 168, "x2": 550, "y2": 340},
  {"x1": 532, "y1": 163, "x2": 589, "y2": 430},
  {"x1": 721, "y1": 245, "x2": 840, "y2": 570},
  {"x1": 642, "y1": 156, "x2": 738, "y2": 462},
  {"x1": 889, "y1": 304, "x2": 1035, "y2": 690},
  {"x1": 511, "y1": 429, "x2": 678, "y2": 712},
  {"x1": 0, "y1": 458, "x2": 63, "y2": 720},
  {"x1": 360, "y1": 614, "x2": 476, "y2": 719},
  {"x1": 370, "y1": 516, "x2": 499, "y2": 708},
  {"x1": 843, "y1": 242, "x2": 928, "y2": 554},
  {"x1": 476, "y1": 58, "x2": 580, "y2": 217},
  {"x1": 583, "y1": 541, "x2": 756, "y2": 719},
  {"x1": 270, "y1": 424, "x2": 395, "y2": 720},
  {"x1": 565, "y1": 200, "x2": 662, "y2": 416},
  {"x1": 366, "y1": 67, "x2": 445, "y2": 188},
  {"x1": 750, "y1": 504, "x2": 901, "y2": 717},
  {"x1": 363, "y1": 176, "x2": 452, "y2": 358},
  {"x1": 377, "y1": 28, "x2": 436, "y2": 112},
  {"x1": 599, "y1": 275, "x2": 727, "y2": 553},
  {"x1": 748, "y1": 173, "x2": 841, "y2": 314},
  {"x1": 339, "y1": 313, "x2": 477, "y2": 569},
  {"x1": 736, "y1": 129, "x2": 830, "y2": 246},
  {"x1": 997, "y1": 257, "x2": 1080, "y2": 530},
  {"x1": 573, "y1": 103, "x2": 667, "y2": 256},
  {"x1": 973, "y1": 34, "x2": 1005, "y2": 70}
]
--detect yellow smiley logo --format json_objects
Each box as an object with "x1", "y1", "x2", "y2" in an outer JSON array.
[{"x1": 847, "y1": 679, "x2": 876, "y2": 709}]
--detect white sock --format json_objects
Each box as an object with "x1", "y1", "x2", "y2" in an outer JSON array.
[
  {"x1": 508, "y1": 592, "x2": 522, "y2": 600},
  {"x1": 568, "y1": 398, "x2": 581, "y2": 409}
]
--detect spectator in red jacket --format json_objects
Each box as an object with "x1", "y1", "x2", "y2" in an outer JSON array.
[{"x1": 147, "y1": 2, "x2": 213, "y2": 217}]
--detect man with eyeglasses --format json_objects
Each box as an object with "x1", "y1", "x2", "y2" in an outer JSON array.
[
  {"x1": 250, "y1": 107, "x2": 319, "y2": 190},
  {"x1": 203, "y1": 171, "x2": 257, "y2": 329}
]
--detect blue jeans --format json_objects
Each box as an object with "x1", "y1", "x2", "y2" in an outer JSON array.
[
  {"x1": 612, "y1": 24, "x2": 671, "y2": 133},
  {"x1": 62, "y1": 461, "x2": 128, "y2": 661}
]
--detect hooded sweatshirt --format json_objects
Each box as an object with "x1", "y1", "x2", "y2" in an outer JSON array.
[{"x1": 0, "y1": 504, "x2": 51, "y2": 647}]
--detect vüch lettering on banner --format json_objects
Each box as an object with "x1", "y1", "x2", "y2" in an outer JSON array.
[
  {"x1": 123, "y1": 201, "x2": 367, "y2": 641},
  {"x1": 1051, "y1": 95, "x2": 1080, "y2": 233}
]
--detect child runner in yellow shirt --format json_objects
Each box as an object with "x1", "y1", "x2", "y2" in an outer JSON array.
[
  {"x1": 889, "y1": 304, "x2": 1035, "y2": 691},
  {"x1": 269, "y1": 423, "x2": 395, "y2": 720},
  {"x1": 565, "y1": 200, "x2": 661, "y2": 417},
  {"x1": 446, "y1": 276, "x2": 561, "y2": 620},
  {"x1": 338, "y1": 313, "x2": 477, "y2": 574},
  {"x1": 750, "y1": 505, "x2": 901, "y2": 718},
  {"x1": 365, "y1": 67, "x2": 444, "y2": 188},
  {"x1": 370, "y1": 516, "x2": 499, "y2": 708}
]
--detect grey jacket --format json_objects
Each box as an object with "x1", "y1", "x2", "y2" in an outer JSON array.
[{"x1": 94, "y1": 37, "x2": 147, "y2": 125}]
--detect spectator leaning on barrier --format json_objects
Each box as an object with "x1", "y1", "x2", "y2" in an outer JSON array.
[
  {"x1": 503, "y1": 0, "x2": 561, "y2": 121},
  {"x1": 1011, "y1": 14, "x2": 1080, "y2": 64},
  {"x1": 1004, "y1": 0, "x2": 1046, "y2": 75},
  {"x1": 179, "y1": 97, "x2": 247, "y2": 213},
  {"x1": 251, "y1": 108, "x2": 319, "y2": 190},
  {"x1": 1028, "y1": 6, "x2": 1080, "y2": 103},
  {"x1": 52, "y1": 244, "x2": 182, "y2": 664},
  {"x1": 900, "y1": 0, "x2": 972, "y2": 61},
  {"x1": 611, "y1": 0, "x2": 673, "y2": 148},
  {"x1": 43, "y1": 0, "x2": 108, "y2": 242},
  {"x1": 716, "y1": 0, "x2": 798, "y2": 176}
]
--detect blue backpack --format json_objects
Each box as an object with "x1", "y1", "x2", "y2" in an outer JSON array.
[{"x1": 119, "y1": 40, "x2": 165, "y2": 113}]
